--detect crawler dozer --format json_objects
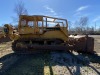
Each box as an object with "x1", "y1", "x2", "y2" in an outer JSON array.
[{"x1": 3, "y1": 15, "x2": 94, "y2": 53}]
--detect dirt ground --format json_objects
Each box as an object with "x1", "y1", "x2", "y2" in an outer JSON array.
[
  {"x1": 89, "y1": 35, "x2": 100, "y2": 54},
  {"x1": 0, "y1": 35, "x2": 100, "y2": 75},
  {"x1": 0, "y1": 42, "x2": 13, "y2": 58}
]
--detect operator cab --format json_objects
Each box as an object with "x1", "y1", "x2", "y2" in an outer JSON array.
[{"x1": 18, "y1": 15, "x2": 68, "y2": 34}]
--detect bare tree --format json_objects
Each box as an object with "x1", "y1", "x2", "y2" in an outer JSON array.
[
  {"x1": 14, "y1": 1, "x2": 28, "y2": 17},
  {"x1": 73, "y1": 17, "x2": 89, "y2": 34},
  {"x1": 68, "y1": 21, "x2": 71, "y2": 31},
  {"x1": 74, "y1": 20, "x2": 79, "y2": 26},
  {"x1": 79, "y1": 16, "x2": 88, "y2": 30},
  {"x1": 13, "y1": 1, "x2": 28, "y2": 22}
]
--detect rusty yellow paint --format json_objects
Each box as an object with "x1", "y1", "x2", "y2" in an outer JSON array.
[{"x1": 4, "y1": 15, "x2": 68, "y2": 42}]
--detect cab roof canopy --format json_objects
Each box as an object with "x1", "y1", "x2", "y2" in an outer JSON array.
[
  {"x1": 20, "y1": 15, "x2": 67, "y2": 21},
  {"x1": 20, "y1": 15, "x2": 43, "y2": 21}
]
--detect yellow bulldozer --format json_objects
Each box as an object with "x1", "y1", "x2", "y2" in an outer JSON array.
[{"x1": 3, "y1": 15, "x2": 94, "y2": 53}]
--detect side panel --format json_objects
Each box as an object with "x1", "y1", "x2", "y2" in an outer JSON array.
[{"x1": 43, "y1": 30, "x2": 68, "y2": 42}]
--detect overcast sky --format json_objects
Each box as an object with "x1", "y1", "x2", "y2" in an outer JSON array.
[{"x1": 0, "y1": 0, "x2": 100, "y2": 28}]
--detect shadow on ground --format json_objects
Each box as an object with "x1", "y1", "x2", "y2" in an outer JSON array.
[{"x1": 0, "y1": 51, "x2": 100, "y2": 75}]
